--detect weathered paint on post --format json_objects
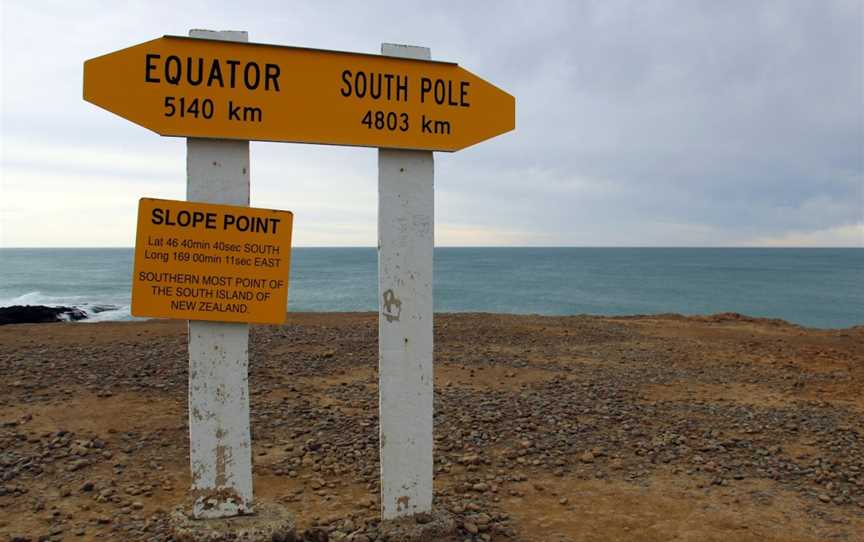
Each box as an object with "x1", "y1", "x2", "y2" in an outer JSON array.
[
  {"x1": 186, "y1": 28, "x2": 254, "y2": 519},
  {"x1": 378, "y1": 43, "x2": 435, "y2": 521}
]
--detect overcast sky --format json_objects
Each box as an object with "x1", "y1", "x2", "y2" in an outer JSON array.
[{"x1": 1, "y1": 0, "x2": 861, "y2": 247}]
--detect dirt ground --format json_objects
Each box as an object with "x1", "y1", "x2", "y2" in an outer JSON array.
[{"x1": 0, "y1": 312, "x2": 862, "y2": 541}]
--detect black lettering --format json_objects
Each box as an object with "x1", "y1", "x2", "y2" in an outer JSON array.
[
  {"x1": 343, "y1": 71, "x2": 412, "y2": 101},
  {"x1": 164, "y1": 55, "x2": 181, "y2": 85},
  {"x1": 420, "y1": 77, "x2": 432, "y2": 103},
  {"x1": 265, "y1": 63, "x2": 281, "y2": 91},
  {"x1": 187, "y1": 57, "x2": 203, "y2": 85},
  {"x1": 226, "y1": 60, "x2": 240, "y2": 88},
  {"x1": 370, "y1": 72, "x2": 381, "y2": 100},
  {"x1": 460, "y1": 81, "x2": 470, "y2": 107},
  {"x1": 340, "y1": 69, "x2": 352, "y2": 97},
  {"x1": 270, "y1": 218, "x2": 280, "y2": 234},
  {"x1": 145, "y1": 54, "x2": 160, "y2": 83},
  {"x1": 447, "y1": 80, "x2": 458, "y2": 106},
  {"x1": 383, "y1": 73, "x2": 394, "y2": 99},
  {"x1": 247, "y1": 105, "x2": 261, "y2": 122},
  {"x1": 151, "y1": 207, "x2": 165, "y2": 225},
  {"x1": 422, "y1": 115, "x2": 431, "y2": 133},
  {"x1": 434, "y1": 79, "x2": 445, "y2": 105},
  {"x1": 355, "y1": 71, "x2": 367, "y2": 97},
  {"x1": 207, "y1": 59, "x2": 224, "y2": 87},
  {"x1": 396, "y1": 75, "x2": 408, "y2": 102},
  {"x1": 205, "y1": 213, "x2": 216, "y2": 229},
  {"x1": 176, "y1": 210, "x2": 191, "y2": 227},
  {"x1": 228, "y1": 101, "x2": 240, "y2": 120},
  {"x1": 223, "y1": 214, "x2": 236, "y2": 229},
  {"x1": 243, "y1": 62, "x2": 260, "y2": 89}
]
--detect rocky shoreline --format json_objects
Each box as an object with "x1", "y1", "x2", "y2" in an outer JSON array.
[
  {"x1": 0, "y1": 305, "x2": 123, "y2": 326},
  {"x1": 0, "y1": 306, "x2": 88, "y2": 325},
  {"x1": 0, "y1": 313, "x2": 861, "y2": 541}
]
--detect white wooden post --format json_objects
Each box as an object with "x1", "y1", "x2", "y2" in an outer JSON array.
[
  {"x1": 378, "y1": 43, "x2": 435, "y2": 521},
  {"x1": 186, "y1": 29, "x2": 254, "y2": 520}
]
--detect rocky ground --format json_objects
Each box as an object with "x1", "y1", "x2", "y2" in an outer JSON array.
[{"x1": 0, "y1": 312, "x2": 862, "y2": 541}]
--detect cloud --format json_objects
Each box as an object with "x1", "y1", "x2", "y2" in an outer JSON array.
[
  {"x1": 1, "y1": 0, "x2": 862, "y2": 247},
  {"x1": 742, "y1": 223, "x2": 864, "y2": 247},
  {"x1": 436, "y1": 223, "x2": 541, "y2": 246}
]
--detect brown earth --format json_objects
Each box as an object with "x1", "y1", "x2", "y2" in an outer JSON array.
[{"x1": 0, "y1": 312, "x2": 862, "y2": 541}]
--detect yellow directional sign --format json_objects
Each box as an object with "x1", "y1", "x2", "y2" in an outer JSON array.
[
  {"x1": 83, "y1": 36, "x2": 515, "y2": 151},
  {"x1": 132, "y1": 198, "x2": 293, "y2": 324}
]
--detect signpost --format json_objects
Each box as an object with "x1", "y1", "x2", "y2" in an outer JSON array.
[
  {"x1": 377, "y1": 43, "x2": 435, "y2": 520},
  {"x1": 132, "y1": 198, "x2": 293, "y2": 325},
  {"x1": 185, "y1": 29, "x2": 259, "y2": 520},
  {"x1": 83, "y1": 30, "x2": 515, "y2": 525},
  {"x1": 83, "y1": 35, "x2": 514, "y2": 151}
]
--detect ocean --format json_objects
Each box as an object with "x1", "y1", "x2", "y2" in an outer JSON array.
[{"x1": 0, "y1": 248, "x2": 861, "y2": 329}]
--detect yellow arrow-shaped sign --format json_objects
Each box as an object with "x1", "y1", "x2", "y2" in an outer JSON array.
[{"x1": 83, "y1": 36, "x2": 515, "y2": 152}]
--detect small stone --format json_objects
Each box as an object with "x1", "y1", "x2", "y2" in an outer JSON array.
[
  {"x1": 461, "y1": 454, "x2": 480, "y2": 465},
  {"x1": 818, "y1": 494, "x2": 831, "y2": 503},
  {"x1": 80, "y1": 481, "x2": 94, "y2": 492},
  {"x1": 302, "y1": 527, "x2": 328, "y2": 542},
  {"x1": 559, "y1": 497, "x2": 569, "y2": 505},
  {"x1": 463, "y1": 521, "x2": 479, "y2": 535},
  {"x1": 580, "y1": 451, "x2": 595, "y2": 463},
  {"x1": 67, "y1": 459, "x2": 89, "y2": 472}
]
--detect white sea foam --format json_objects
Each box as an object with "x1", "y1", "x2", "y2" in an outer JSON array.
[
  {"x1": 0, "y1": 291, "x2": 59, "y2": 307},
  {"x1": 80, "y1": 305, "x2": 140, "y2": 323}
]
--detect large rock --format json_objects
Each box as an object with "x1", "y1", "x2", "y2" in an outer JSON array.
[{"x1": 0, "y1": 305, "x2": 87, "y2": 325}]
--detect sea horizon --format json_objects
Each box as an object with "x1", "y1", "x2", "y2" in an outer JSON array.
[{"x1": 1, "y1": 247, "x2": 861, "y2": 329}]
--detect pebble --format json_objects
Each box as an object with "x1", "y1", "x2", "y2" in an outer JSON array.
[
  {"x1": 1, "y1": 313, "x2": 862, "y2": 541},
  {"x1": 463, "y1": 521, "x2": 479, "y2": 535}
]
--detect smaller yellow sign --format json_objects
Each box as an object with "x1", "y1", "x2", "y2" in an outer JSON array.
[{"x1": 132, "y1": 198, "x2": 293, "y2": 324}]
